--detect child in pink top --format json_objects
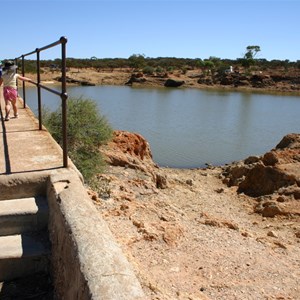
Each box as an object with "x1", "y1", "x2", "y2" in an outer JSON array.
[{"x1": 0, "y1": 61, "x2": 31, "y2": 121}]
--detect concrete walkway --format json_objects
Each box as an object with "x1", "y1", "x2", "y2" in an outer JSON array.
[{"x1": 0, "y1": 87, "x2": 64, "y2": 175}]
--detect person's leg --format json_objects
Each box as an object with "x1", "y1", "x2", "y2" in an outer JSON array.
[
  {"x1": 11, "y1": 98, "x2": 18, "y2": 117},
  {"x1": 5, "y1": 100, "x2": 11, "y2": 120},
  {"x1": 3, "y1": 87, "x2": 18, "y2": 120}
]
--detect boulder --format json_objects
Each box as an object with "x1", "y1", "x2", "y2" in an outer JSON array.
[
  {"x1": 255, "y1": 201, "x2": 283, "y2": 218},
  {"x1": 56, "y1": 76, "x2": 95, "y2": 86},
  {"x1": 244, "y1": 156, "x2": 260, "y2": 164},
  {"x1": 155, "y1": 173, "x2": 168, "y2": 189},
  {"x1": 125, "y1": 73, "x2": 146, "y2": 85},
  {"x1": 222, "y1": 163, "x2": 252, "y2": 187},
  {"x1": 237, "y1": 163, "x2": 297, "y2": 197},
  {"x1": 250, "y1": 74, "x2": 274, "y2": 88},
  {"x1": 262, "y1": 151, "x2": 279, "y2": 166},
  {"x1": 222, "y1": 134, "x2": 300, "y2": 212},
  {"x1": 164, "y1": 79, "x2": 185, "y2": 87},
  {"x1": 276, "y1": 133, "x2": 300, "y2": 150},
  {"x1": 197, "y1": 77, "x2": 213, "y2": 85}
]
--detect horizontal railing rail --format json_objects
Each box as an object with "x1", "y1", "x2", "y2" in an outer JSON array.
[{"x1": 16, "y1": 36, "x2": 68, "y2": 167}]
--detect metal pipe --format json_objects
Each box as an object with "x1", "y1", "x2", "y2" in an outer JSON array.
[
  {"x1": 36, "y1": 49, "x2": 42, "y2": 130},
  {"x1": 22, "y1": 56, "x2": 26, "y2": 108},
  {"x1": 61, "y1": 37, "x2": 68, "y2": 168}
]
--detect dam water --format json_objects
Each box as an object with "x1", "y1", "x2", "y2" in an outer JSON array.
[{"x1": 22, "y1": 85, "x2": 300, "y2": 168}]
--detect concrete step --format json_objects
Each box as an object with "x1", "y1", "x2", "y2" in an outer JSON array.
[
  {"x1": 0, "y1": 233, "x2": 50, "y2": 281},
  {"x1": 0, "y1": 197, "x2": 48, "y2": 236}
]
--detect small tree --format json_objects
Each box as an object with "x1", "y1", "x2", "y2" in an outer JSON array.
[
  {"x1": 240, "y1": 45, "x2": 261, "y2": 69},
  {"x1": 43, "y1": 97, "x2": 113, "y2": 182},
  {"x1": 244, "y1": 45, "x2": 261, "y2": 60},
  {"x1": 128, "y1": 54, "x2": 146, "y2": 70},
  {"x1": 203, "y1": 60, "x2": 215, "y2": 76}
]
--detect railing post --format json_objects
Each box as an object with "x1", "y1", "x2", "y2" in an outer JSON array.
[
  {"x1": 61, "y1": 36, "x2": 68, "y2": 168},
  {"x1": 36, "y1": 48, "x2": 42, "y2": 130},
  {"x1": 21, "y1": 55, "x2": 26, "y2": 108}
]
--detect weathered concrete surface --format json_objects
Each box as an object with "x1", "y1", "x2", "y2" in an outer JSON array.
[
  {"x1": 47, "y1": 172, "x2": 145, "y2": 300},
  {"x1": 0, "y1": 88, "x2": 65, "y2": 174}
]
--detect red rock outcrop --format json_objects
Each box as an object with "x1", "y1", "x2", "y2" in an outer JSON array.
[
  {"x1": 100, "y1": 130, "x2": 167, "y2": 190},
  {"x1": 100, "y1": 130, "x2": 154, "y2": 168}
]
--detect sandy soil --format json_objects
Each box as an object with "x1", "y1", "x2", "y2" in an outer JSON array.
[{"x1": 92, "y1": 162, "x2": 300, "y2": 300}]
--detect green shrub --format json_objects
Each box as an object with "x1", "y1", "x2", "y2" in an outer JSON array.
[
  {"x1": 166, "y1": 66, "x2": 174, "y2": 73},
  {"x1": 143, "y1": 66, "x2": 155, "y2": 75},
  {"x1": 43, "y1": 97, "x2": 113, "y2": 182}
]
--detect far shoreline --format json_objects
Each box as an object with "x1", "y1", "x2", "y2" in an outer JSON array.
[{"x1": 24, "y1": 67, "x2": 300, "y2": 96}]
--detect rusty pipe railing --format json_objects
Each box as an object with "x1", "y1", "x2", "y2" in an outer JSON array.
[{"x1": 16, "y1": 36, "x2": 68, "y2": 167}]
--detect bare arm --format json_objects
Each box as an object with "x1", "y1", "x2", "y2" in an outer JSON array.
[{"x1": 17, "y1": 75, "x2": 32, "y2": 82}]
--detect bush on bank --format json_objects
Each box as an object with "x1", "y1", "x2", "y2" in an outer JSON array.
[{"x1": 43, "y1": 97, "x2": 113, "y2": 182}]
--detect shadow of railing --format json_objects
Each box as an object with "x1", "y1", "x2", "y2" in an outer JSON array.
[{"x1": 0, "y1": 105, "x2": 11, "y2": 174}]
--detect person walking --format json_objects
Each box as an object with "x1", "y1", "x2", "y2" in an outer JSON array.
[{"x1": 0, "y1": 61, "x2": 31, "y2": 121}]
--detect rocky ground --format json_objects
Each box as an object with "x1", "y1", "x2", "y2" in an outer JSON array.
[{"x1": 86, "y1": 131, "x2": 300, "y2": 300}]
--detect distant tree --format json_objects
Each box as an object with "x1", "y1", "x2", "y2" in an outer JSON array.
[
  {"x1": 194, "y1": 59, "x2": 203, "y2": 69},
  {"x1": 283, "y1": 59, "x2": 290, "y2": 71},
  {"x1": 21, "y1": 60, "x2": 36, "y2": 73},
  {"x1": 128, "y1": 54, "x2": 146, "y2": 70},
  {"x1": 239, "y1": 45, "x2": 261, "y2": 69},
  {"x1": 208, "y1": 56, "x2": 221, "y2": 67},
  {"x1": 203, "y1": 60, "x2": 215, "y2": 75},
  {"x1": 244, "y1": 45, "x2": 261, "y2": 60}
]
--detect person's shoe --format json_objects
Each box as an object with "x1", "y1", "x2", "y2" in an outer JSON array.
[
  {"x1": 14, "y1": 113, "x2": 19, "y2": 118},
  {"x1": 5, "y1": 116, "x2": 10, "y2": 121}
]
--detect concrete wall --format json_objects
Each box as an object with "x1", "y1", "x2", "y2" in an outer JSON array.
[
  {"x1": 47, "y1": 171, "x2": 145, "y2": 300},
  {"x1": 0, "y1": 172, "x2": 48, "y2": 200}
]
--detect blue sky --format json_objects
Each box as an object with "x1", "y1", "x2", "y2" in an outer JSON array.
[{"x1": 1, "y1": 0, "x2": 299, "y2": 61}]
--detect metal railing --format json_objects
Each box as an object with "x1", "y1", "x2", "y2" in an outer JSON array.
[{"x1": 16, "y1": 36, "x2": 69, "y2": 167}]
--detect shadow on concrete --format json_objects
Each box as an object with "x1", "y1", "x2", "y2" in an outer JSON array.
[
  {"x1": 1, "y1": 166, "x2": 65, "y2": 176},
  {"x1": 0, "y1": 104, "x2": 11, "y2": 174},
  {"x1": 0, "y1": 272, "x2": 54, "y2": 299},
  {"x1": 4, "y1": 129, "x2": 40, "y2": 134}
]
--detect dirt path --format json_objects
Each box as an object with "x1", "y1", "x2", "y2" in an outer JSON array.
[{"x1": 93, "y1": 164, "x2": 300, "y2": 300}]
